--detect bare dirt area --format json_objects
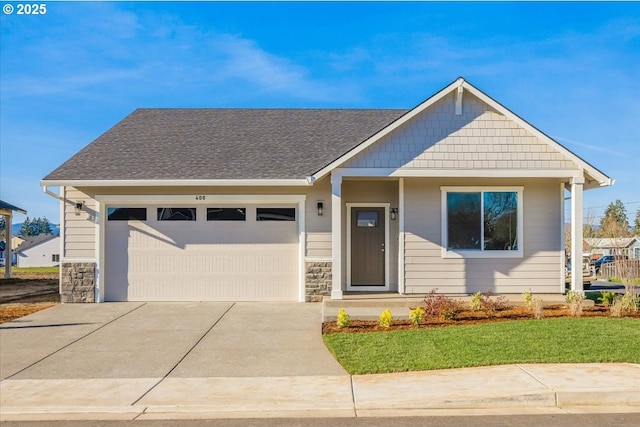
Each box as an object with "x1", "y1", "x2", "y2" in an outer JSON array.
[
  {"x1": 0, "y1": 277, "x2": 59, "y2": 323},
  {"x1": 322, "y1": 305, "x2": 640, "y2": 334}
]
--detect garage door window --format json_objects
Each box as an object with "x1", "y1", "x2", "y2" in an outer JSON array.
[
  {"x1": 157, "y1": 208, "x2": 196, "y2": 221},
  {"x1": 107, "y1": 207, "x2": 147, "y2": 221},
  {"x1": 207, "y1": 208, "x2": 246, "y2": 221},
  {"x1": 256, "y1": 207, "x2": 296, "y2": 221}
]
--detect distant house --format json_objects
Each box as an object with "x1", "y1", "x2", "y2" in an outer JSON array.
[
  {"x1": 0, "y1": 236, "x2": 24, "y2": 266},
  {"x1": 585, "y1": 236, "x2": 640, "y2": 260},
  {"x1": 15, "y1": 234, "x2": 60, "y2": 267}
]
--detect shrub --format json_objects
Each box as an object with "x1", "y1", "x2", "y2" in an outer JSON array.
[
  {"x1": 522, "y1": 290, "x2": 533, "y2": 308},
  {"x1": 379, "y1": 309, "x2": 393, "y2": 328},
  {"x1": 336, "y1": 308, "x2": 350, "y2": 328},
  {"x1": 422, "y1": 289, "x2": 464, "y2": 320},
  {"x1": 598, "y1": 291, "x2": 617, "y2": 307},
  {"x1": 565, "y1": 291, "x2": 582, "y2": 305},
  {"x1": 610, "y1": 297, "x2": 623, "y2": 318},
  {"x1": 469, "y1": 292, "x2": 483, "y2": 311},
  {"x1": 619, "y1": 292, "x2": 640, "y2": 313},
  {"x1": 569, "y1": 293, "x2": 584, "y2": 318},
  {"x1": 532, "y1": 298, "x2": 545, "y2": 319},
  {"x1": 479, "y1": 292, "x2": 509, "y2": 317},
  {"x1": 409, "y1": 307, "x2": 425, "y2": 326}
]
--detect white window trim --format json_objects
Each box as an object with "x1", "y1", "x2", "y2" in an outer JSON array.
[{"x1": 440, "y1": 186, "x2": 524, "y2": 259}]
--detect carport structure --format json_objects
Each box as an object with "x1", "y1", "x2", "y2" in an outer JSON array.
[{"x1": 0, "y1": 200, "x2": 27, "y2": 278}]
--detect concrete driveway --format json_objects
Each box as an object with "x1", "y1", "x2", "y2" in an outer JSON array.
[{"x1": 0, "y1": 302, "x2": 347, "y2": 380}]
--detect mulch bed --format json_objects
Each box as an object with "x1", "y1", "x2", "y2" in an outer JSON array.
[{"x1": 322, "y1": 305, "x2": 640, "y2": 334}]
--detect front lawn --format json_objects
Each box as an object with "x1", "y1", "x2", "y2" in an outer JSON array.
[{"x1": 323, "y1": 317, "x2": 640, "y2": 374}]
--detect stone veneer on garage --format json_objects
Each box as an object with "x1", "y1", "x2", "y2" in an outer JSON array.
[
  {"x1": 305, "y1": 262, "x2": 332, "y2": 302},
  {"x1": 61, "y1": 262, "x2": 96, "y2": 303}
]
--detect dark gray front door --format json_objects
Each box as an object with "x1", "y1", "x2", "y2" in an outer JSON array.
[{"x1": 351, "y1": 207, "x2": 385, "y2": 286}]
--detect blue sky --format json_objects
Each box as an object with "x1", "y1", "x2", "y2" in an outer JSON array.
[{"x1": 1, "y1": 1, "x2": 639, "y2": 226}]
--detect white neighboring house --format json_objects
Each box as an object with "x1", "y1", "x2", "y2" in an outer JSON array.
[
  {"x1": 15, "y1": 234, "x2": 61, "y2": 267},
  {"x1": 585, "y1": 236, "x2": 640, "y2": 260}
]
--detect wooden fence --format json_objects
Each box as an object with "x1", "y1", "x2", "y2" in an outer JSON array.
[{"x1": 600, "y1": 259, "x2": 640, "y2": 279}]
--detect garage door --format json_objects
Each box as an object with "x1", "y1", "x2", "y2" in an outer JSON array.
[{"x1": 104, "y1": 204, "x2": 299, "y2": 301}]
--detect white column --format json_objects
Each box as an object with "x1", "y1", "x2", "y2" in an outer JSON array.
[
  {"x1": 4, "y1": 213, "x2": 12, "y2": 278},
  {"x1": 398, "y1": 178, "x2": 405, "y2": 294},
  {"x1": 331, "y1": 174, "x2": 343, "y2": 300},
  {"x1": 570, "y1": 176, "x2": 585, "y2": 292}
]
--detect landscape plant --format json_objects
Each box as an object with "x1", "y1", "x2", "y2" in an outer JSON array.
[
  {"x1": 379, "y1": 309, "x2": 393, "y2": 328},
  {"x1": 569, "y1": 293, "x2": 584, "y2": 318},
  {"x1": 409, "y1": 307, "x2": 425, "y2": 326},
  {"x1": 522, "y1": 290, "x2": 533, "y2": 308},
  {"x1": 610, "y1": 297, "x2": 623, "y2": 318},
  {"x1": 598, "y1": 291, "x2": 617, "y2": 307},
  {"x1": 422, "y1": 289, "x2": 464, "y2": 320},
  {"x1": 532, "y1": 298, "x2": 545, "y2": 319},
  {"x1": 469, "y1": 292, "x2": 483, "y2": 311},
  {"x1": 336, "y1": 308, "x2": 350, "y2": 328}
]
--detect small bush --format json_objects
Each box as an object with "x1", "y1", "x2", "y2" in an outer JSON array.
[
  {"x1": 569, "y1": 293, "x2": 584, "y2": 318},
  {"x1": 619, "y1": 292, "x2": 640, "y2": 313},
  {"x1": 565, "y1": 291, "x2": 582, "y2": 305},
  {"x1": 409, "y1": 307, "x2": 425, "y2": 326},
  {"x1": 479, "y1": 292, "x2": 509, "y2": 317},
  {"x1": 469, "y1": 292, "x2": 483, "y2": 311},
  {"x1": 379, "y1": 309, "x2": 393, "y2": 328},
  {"x1": 422, "y1": 289, "x2": 464, "y2": 320},
  {"x1": 336, "y1": 308, "x2": 350, "y2": 328},
  {"x1": 598, "y1": 291, "x2": 617, "y2": 307},
  {"x1": 522, "y1": 290, "x2": 533, "y2": 308},
  {"x1": 532, "y1": 298, "x2": 545, "y2": 319},
  {"x1": 610, "y1": 297, "x2": 623, "y2": 318}
]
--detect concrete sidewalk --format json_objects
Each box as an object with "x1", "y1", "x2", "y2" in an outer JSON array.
[
  {"x1": 1, "y1": 363, "x2": 640, "y2": 421},
  {"x1": 1, "y1": 302, "x2": 639, "y2": 421}
]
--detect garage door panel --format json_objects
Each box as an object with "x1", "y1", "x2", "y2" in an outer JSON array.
[{"x1": 105, "y1": 204, "x2": 299, "y2": 302}]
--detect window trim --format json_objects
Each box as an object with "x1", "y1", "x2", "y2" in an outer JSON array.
[{"x1": 441, "y1": 186, "x2": 523, "y2": 259}]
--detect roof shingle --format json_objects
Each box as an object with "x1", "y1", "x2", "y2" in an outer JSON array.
[{"x1": 43, "y1": 109, "x2": 408, "y2": 181}]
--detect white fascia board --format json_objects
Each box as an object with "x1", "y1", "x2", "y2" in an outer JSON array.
[
  {"x1": 40, "y1": 179, "x2": 311, "y2": 188},
  {"x1": 333, "y1": 167, "x2": 582, "y2": 179},
  {"x1": 461, "y1": 82, "x2": 614, "y2": 188},
  {"x1": 311, "y1": 78, "x2": 465, "y2": 182}
]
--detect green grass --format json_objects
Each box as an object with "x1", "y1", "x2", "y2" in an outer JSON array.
[{"x1": 323, "y1": 318, "x2": 640, "y2": 374}]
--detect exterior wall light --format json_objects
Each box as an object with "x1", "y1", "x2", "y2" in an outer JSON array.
[
  {"x1": 390, "y1": 207, "x2": 398, "y2": 221},
  {"x1": 75, "y1": 201, "x2": 84, "y2": 216},
  {"x1": 317, "y1": 201, "x2": 324, "y2": 216}
]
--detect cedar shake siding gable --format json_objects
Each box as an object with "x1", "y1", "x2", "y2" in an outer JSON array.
[
  {"x1": 43, "y1": 109, "x2": 407, "y2": 182},
  {"x1": 343, "y1": 92, "x2": 577, "y2": 171}
]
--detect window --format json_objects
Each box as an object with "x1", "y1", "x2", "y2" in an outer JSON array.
[
  {"x1": 107, "y1": 207, "x2": 147, "y2": 221},
  {"x1": 157, "y1": 207, "x2": 196, "y2": 221},
  {"x1": 207, "y1": 208, "x2": 246, "y2": 221},
  {"x1": 52, "y1": 254, "x2": 60, "y2": 263},
  {"x1": 256, "y1": 207, "x2": 295, "y2": 221},
  {"x1": 442, "y1": 187, "x2": 522, "y2": 258},
  {"x1": 356, "y1": 211, "x2": 378, "y2": 228}
]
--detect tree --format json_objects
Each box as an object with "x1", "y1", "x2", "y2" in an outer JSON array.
[
  {"x1": 634, "y1": 208, "x2": 640, "y2": 235},
  {"x1": 19, "y1": 217, "x2": 33, "y2": 237},
  {"x1": 33, "y1": 217, "x2": 53, "y2": 235},
  {"x1": 599, "y1": 200, "x2": 630, "y2": 237}
]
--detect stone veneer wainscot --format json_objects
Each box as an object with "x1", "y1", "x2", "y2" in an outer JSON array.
[
  {"x1": 305, "y1": 262, "x2": 332, "y2": 302},
  {"x1": 61, "y1": 262, "x2": 96, "y2": 303}
]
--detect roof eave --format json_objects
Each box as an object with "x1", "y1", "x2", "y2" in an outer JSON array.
[{"x1": 40, "y1": 179, "x2": 312, "y2": 188}]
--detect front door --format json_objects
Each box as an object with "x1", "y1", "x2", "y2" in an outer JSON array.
[{"x1": 350, "y1": 207, "x2": 385, "y2": 287}]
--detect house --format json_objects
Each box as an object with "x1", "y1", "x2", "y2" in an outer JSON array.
[
  {"x1": 41, "y1": 77, "x2": 612, "y2": 303},
  {"x1": 585, "y1": 236, "x2": 640, "y2": 260},
  {"x1": 0, "y1": 236, "x2": 24, "y2": 266},
  {"x1": 15, "y1": 234, "x2": 61, "y2": 267}
]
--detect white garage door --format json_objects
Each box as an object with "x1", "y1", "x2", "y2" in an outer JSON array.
[{"x1": 104, "y1": 204, "x2": 299, "y2": 301}]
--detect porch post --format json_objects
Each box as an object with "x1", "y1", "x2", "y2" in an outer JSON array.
[
  {"x1": 331, "y1": 173, "x2": 343, "y2": 299},
  {"x1": 570, "y1": 175, "x2": 585, "y2": 292},
  {"x1": 4, "y1": 212, "x2": 12, "y2": 278}
]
